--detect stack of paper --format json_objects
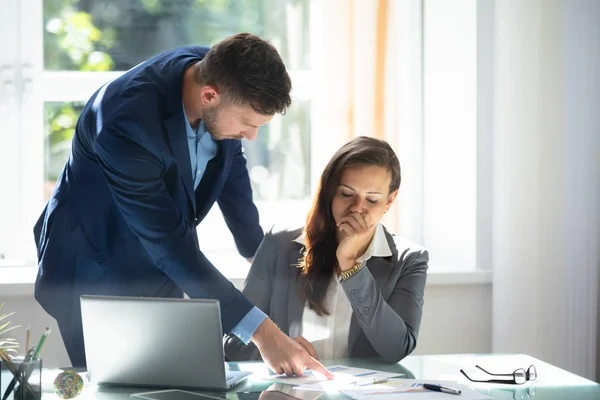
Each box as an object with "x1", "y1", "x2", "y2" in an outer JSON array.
[
  {"x1": 262, "y1": 365, "x2": 403, "y2": 389},
  {"x1": 339, "y1": 378, "x2": 493, "y2": 400},
  {"x1": 262, "y1": 366, "x2": 491, "y2": 400}
]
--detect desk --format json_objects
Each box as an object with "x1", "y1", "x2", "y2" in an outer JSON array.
[{"x1": 40, "y1": 354, "x2": 599, "y2": 400}]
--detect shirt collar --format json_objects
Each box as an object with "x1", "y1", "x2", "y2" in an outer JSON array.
[
  {"x1": 182, "y1": 102, "x2": 207, "y2": 139},
  {"x1": 293, "y1": 223, "x2": 392, "y2": 263}
]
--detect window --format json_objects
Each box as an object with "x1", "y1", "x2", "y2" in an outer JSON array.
[
  {"x1": 41, "y1": 0, "x2": 312, "y2": 200},
  {"x1": 422, "y1": 0, "x2": 478, "y2": 270},
  {"x1": 0, "y1": 0, "x2": 313, "y2": 265},
  {"x1": 0, "y1": 0, "x2": 484, "y2": 274}
]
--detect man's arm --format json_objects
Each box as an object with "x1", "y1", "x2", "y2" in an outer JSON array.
[
  {"x1": 224, "y1": 230, "x2": 277, "y2": 360},
  {"x1": 217, "y1": 142, "x2": 264, "y2": 259}
]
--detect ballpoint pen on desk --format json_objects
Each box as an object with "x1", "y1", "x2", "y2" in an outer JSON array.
[
  {"x1": 351, "y1": 377, "x2": 390, "y2": 386},
  {"x1": 423, "y1": 383, "x2": 462, "y2": 395},
  {"x1": 1, "y1": 347, "x2": 35, "y2": 400}
]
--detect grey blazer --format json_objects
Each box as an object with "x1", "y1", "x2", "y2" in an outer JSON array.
[{"x1": 224, "y1": 225, "x2": 429, "y2": 364}]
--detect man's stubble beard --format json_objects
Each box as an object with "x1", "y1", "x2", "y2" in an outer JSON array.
[
  {"x1": 203, "y1": 106, "x2": 244, "y2": 141},
  {"x1": 202, "y1": 107, "x2": 222, "y2": 139}
]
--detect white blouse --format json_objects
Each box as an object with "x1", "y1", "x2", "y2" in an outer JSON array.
[{"x1": 293, "y1": 223, "x2": 392, "y2": 358}]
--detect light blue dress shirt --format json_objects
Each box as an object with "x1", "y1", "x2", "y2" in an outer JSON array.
[
  {"x1": 185, "y1": 113, "x2": 218, "y2": 189},
  {"x1": 183, "y1": 104, "x2": 266, "y2": 343}
]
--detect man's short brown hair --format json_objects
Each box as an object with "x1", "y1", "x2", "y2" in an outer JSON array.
[{"x1": 195, "y1": 33, "x2": 292, "y2": 116}]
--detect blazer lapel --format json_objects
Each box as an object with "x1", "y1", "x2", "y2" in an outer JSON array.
[
  {"x1": 165, "y1": 114, "x2": 195, "y2": 216},
  {"x1": 164, "y1": 61, "x2": 196, "y2": 216},
  {"x1": 287, "y1": 247, "x2": 305, "y2": 338}
]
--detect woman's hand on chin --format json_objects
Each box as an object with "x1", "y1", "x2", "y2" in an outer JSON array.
[{"x1": 336, "y1": 212, "x2": 376, "y2": 271}]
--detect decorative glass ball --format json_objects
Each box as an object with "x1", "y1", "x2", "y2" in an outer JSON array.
[{"x1": 53, "y1": 370, "x2": 84, "y2": 399}]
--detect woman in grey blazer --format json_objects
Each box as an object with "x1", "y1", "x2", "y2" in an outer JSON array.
[{"x1": 225, "y1": 137, "x2": 429, "y2": 364}]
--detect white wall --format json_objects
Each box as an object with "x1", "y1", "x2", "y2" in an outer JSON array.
[
  {"x1": 416, "y1": 283, "x2": 492, "y2": 355},
  {"x1": 492, "y1": 0, "x2": 600, "y2": 381},
  {"x1": 2, "y1": 295, "x2": 71, "y2": 368},
  {"x1": 1, "y1": 282, "x2": 492, "y2": 368}
]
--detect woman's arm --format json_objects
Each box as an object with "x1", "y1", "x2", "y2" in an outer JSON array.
[{"x1": 340, "y1": 246, "x2": 429, "y2": 363}]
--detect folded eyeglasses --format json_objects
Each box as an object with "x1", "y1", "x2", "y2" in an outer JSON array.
[{"x1": 460, "y1": 365, "x2": 537, "y2": 385}]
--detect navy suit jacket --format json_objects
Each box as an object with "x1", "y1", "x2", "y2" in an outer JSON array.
[{"x1": 33, "y1": 46, "x2": 263, "y2": 333}]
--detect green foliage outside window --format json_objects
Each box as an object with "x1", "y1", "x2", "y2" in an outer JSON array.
[{"x1": 44, "y1": 0, "x2": 310, "y2": 200}]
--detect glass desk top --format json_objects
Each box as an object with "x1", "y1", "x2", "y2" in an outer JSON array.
[{"x1": 38, "y1": 354, "x2": 600, "y2": 400}]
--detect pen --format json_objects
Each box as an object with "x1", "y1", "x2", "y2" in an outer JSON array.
[
  {"x1": 423, "y1": 383, "x2": 462, "y2": 395},
  {"x1": 32, "y1": 326, "x2": 51, "y2": 360},
  {"x1": 18, "y1": 326, "x2": 52, "y2": 395},
  {"x1": 25, "y1": 324, "x2": 30, "y2": 354},
  {"x1": 352, "y1": 377, "x2": 389, "y2": 386}
]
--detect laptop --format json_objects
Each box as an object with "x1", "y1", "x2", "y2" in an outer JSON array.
[{"x1": 80, "y1": 295, "x2": 251, "y2": 390}]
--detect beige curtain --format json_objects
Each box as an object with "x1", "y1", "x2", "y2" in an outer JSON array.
[
  {"x1": 310, "y1": 0, "x2": 401, "y2": 230},
  {"x1": 343, "y1": 0, "x2": 392, "y2": 142}
]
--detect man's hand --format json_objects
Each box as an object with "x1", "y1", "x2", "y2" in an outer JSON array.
[
  {"x1": 251, "y1": 319, "x2": 333, "y2": 379},
  {"x1": 336, "y1": 212, "x2": 376, "y2": 271},
  {"x1": 292, "y1": 336, "x2": 319, "y2": 360}
]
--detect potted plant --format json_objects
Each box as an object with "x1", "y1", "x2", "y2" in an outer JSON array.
[{"x1": 0, "y1": 302, "x2": 20, "y2": 354}]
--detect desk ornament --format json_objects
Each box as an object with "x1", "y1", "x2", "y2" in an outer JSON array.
[{"x1": 53, "y1": 370, "x2": 84, "y2": 399}]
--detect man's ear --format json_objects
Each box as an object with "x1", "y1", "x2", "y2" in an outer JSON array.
[{"x1": 200, "y1": 84, "x2": 221, "y2": 106}]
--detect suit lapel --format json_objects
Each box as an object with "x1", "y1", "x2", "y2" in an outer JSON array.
[
  {"x1": 164, "y1": 60, "x2": 196, "y2": 216},
  {"x1": 165, "y1": 114, "x2": 196, "y2": 216},
  {"x1": 287, "y1": 247, "x2": 305, "y2": 338}
]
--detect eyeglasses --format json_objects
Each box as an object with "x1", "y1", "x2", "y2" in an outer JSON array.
[{"x1": 460, "y1": 365, "x2": 537, "y2": 385}]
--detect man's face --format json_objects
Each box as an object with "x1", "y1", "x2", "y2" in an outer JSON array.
[
  {"x1": 182, "y1": 69, "x2": 274, "y2": 141},
  {"x1": 203, "y1": 103, "x2": 273, "y2": 141}
]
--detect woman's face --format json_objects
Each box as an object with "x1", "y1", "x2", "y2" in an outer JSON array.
[{"x1": 331, "y1": 165, "x2": 398, "y2": 228}]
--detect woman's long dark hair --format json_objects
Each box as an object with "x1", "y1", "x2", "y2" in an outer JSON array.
[{"x1": 298, "y1": 136, "x2": 401, "y2": 315}]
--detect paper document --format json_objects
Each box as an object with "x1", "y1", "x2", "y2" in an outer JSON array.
[
  {"x1": 340, "y1": 378, "x2": 493, "y2": 400},
  {"x1": 261, "y1": 365, "x2": 403, "y2": 388}
]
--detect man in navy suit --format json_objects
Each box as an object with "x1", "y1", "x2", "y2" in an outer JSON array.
[{"x1": 34, "y1": 33, "x2": 332, "y2": 378}]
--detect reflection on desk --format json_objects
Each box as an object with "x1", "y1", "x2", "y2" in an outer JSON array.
[{"x1": 39, "y1": 354, "x2": 599, "y2": 400}]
